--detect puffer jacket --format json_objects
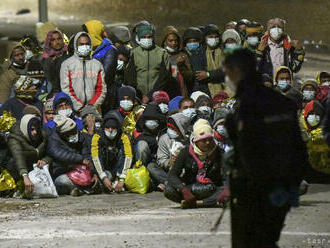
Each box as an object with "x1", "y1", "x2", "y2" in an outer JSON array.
[
  {"x1": 47, "y1": 130, "x2": 90, "y2": 179},
  {"x1": 7, "y1": 118, "x2": 51, "y2": 177},
  {"x1": 60, "y1": 32, "x2": 107, "y2": 111},
  {"x1": 125, "y1": 45, "x2": 170, "y2": 97}
]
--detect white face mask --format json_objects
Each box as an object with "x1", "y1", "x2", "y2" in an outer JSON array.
[
  {"x1": 25, "y1": 50, "x2": 34, "y2": 60},
  {"x1": 206, "y1": 37, "x2": 220, "y2": 48},
  {"x1": 77, "y1": 45, "x2": 91, "y2": 57},
  {"x1": 269, "y1": 27, "x2": 283, "y2": 41},
  {"x1": 277, "y1": 80, "x2": 291, "y2": 91},
  {"x1": 58, "y1": 108, "x2": 73, "y2": 117},
  {"x1": 105, "y1": 129, "x2": 117, "y2": 140},
  {"x1": 139, "y1": 38, "x2": 153, "y2": 49},
  {"x1": 182, "y1": 108, "x2": 196, "y2": 119},
  {"x1": 216, "y1": 125, "x2": 228, "y2": 137},
  {"x1": 225, "y1": 43, "x2": 238, "y2": 49},
  {"x1": 165, "y1": 46, "x2": 176, "y2": 53},
  {"x1": 117, "y1": 60, "x2": 124, "y2": 71},
  {"x1": 247, "y1": 36, "x2": 259, "y2": 46},
  {"x1": 307, "y1": 114, "x2": 320, "y2": 127},
  {"x1": 120, "y1": 100, "x2": 133, "y2": 111},
  {"x1": 322, "y1": 81, "x2": 330, "y2": 86},
  {"x1": 167, "y1": 128, "x2": 179, "y2": 139},
  {"x1": 68, "y1": 133, "x2": 79, "y2": 143},
  {"x1": 303, "y1": 90, "x2": 315, "y2": 101},
  {"x1": 198, "y1": 106, "x2": 212, "y2": 115},
  {"x1": 158, "y1": 103, "x2": 169, "y2": 114},
  {"x1": 145, "y1": 120, "x2": 159, "y2": 130}
]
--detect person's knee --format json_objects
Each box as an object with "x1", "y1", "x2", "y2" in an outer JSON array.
[
  {"x1": 164, "y1": 182, "x2": 182, "y2": 203},
  {"x1": 54, "y1": 174, "x2": 75, "y2": 195},
  {"x1": 135, "y1": 140, "x2": 150, "y2": 163}
]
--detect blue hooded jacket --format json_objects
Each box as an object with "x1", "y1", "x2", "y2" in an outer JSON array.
[
  {"x1": 92, "y1": 38, "x2": 117, "y2": 75},
  {"x1": 44, "y1": 92, "x2": 84, "y2": 131}
]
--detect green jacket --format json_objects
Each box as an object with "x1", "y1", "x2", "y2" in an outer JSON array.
[
  {"x1": 125, "y1": 45, "x2": 170, "y2": 96},
  {"x1": 7, "y1": 124, "x2": 52, "y2": 176}
]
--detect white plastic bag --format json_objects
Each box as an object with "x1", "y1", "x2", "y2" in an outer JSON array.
[
  {"x1": 28, "y1": 164, "x2": 58, "y2": 198},
  {"x1": 170, "y1": 141, "x2": 185, "y2": 157}
]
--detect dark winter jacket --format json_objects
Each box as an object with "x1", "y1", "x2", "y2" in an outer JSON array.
[
  {"x1": 47, "y1": 130, "x2": 90, "y2": 178},
  {"x1": 167, "y1": 146, "x2": 224, "y2": 191},
  {"x1": 7, "y1": 122, "x2": 51, "y2": 177},
  {"x1": 0, "y1": 97, "x2": 43, "y2": 120}
]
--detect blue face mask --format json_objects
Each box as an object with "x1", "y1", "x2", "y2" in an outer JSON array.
[
  {"x1": 186, "y1": 42, "x2": 199, "y2": 51},
  {"x1": 277, "y1": 80, "x2": 290, "y2": 91}
]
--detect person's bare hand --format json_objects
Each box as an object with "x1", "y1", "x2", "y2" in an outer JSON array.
[
  {"x1": 86, "y1": 114, "x2": 96, "y2": 135},
  {"x1": 290, "y1": 40, "x2": 303, "y2": 50},
  {"x1": 196, "y1": 71, "x2": 208, "y2": 81},
  {"x1": 169, "y1": 155, "x2": 177, "y2": 166},
  {"x1": 23, "y1": 175, "x2": 34, "y2": 194},
  {"x1": 115, "y1": 181, "x2": 125, "y2": 193},
  {"x1": 103, "y1": 177, "x2": 113, "y2": 192},
  {"x1": 36, "y1": 160, "x2": 47, "y2": 168},
  {"x1": 257, "y1": 38, "x2": 268, "y2": 52},
  {"x1": 83, "y1": 159, "x2": 92, "y2": 168},
  {"x1": 91, "y1": 174, "x2": 99, "y2": 189},
  {"x1": 142, "y1": 95, "x2": 149, "y2": 104}
]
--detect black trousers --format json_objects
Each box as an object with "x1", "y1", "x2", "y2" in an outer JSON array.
[{"x1": 230, "y1": 178, "x2": 291, "y2": 248}]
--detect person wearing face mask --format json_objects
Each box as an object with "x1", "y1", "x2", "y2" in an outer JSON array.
[
  {"x1": 303, "y1": 101, "x2": 330, "y2": 177},
  {"x1": 104, "y1": 86, "x2": 136, "y2": 132},
  {"x1": 83, "y1": 20, "x2": 118, "y2": 113},
  {"x1": 47, "y1": 115, "x2": 97, "y2": 196},
  {"x1": 134, "y1": 103, "x2": 166, "y2": 180},
  {"x1": 274, "y1": 66, "x2": 303, "y2": 110},
  {"x1": 316, "y1": 71, "x2": 330, "y2": 86},
  {"x1": 88, "y1": 116, "x2": 133, "y2": 193},
  {"x1": 150, "y1": 113, "x2": 190, "y2": 191},
  {"x1": 179, "y1": 97, "x2": 196, "y2": 118},
  {"x1": 6, "y1": 114, "x2": 51, "y2": 198},
  {"x1": 44, "y1": 92, "x2": 83, "y2": 134},
  {"x1": 223, "y1": 48, "x2": 308, "y2": 247},
  {"x1": 195, "y1": 95, "x2": 213, "y2": 123},
  {"x1": 113, "y1": 46, "x2": 131, "y2": 94},
  {"x1": 152, "y1": 90, "x2": 170, "y2": 115},
  {"x1": 60, "y1": 32, "x2": 107, "y2": 112},
  {"x1": 315, "y1": 72, "x2": 330, "y2": 107},
  {"x1": 81, "y1": 105, "x2": 103, "y2": 136},
  {"x1": 256, "y1": 18, "x2": 305, "y2": 79},
  {"x1": 125, "y1": 24, "x2": 170, "y2": 104},
  {"x1": 213, "y1": 108, "x2": 232, "y2": 152},
  {"x1": 212, "y1": 91, "x2": 229, "y2": 109},
  {"x1": 0, "y1": 76, "x2": 43, "y2": 120},
  {"x1": 161, "y1": 26, "x2": 194, "y2": 98},
  {"x1": 0, "y1": 44, "x2": 30, "y2": 104},
  {"x1": 222, "y1": 29, "x2": 242, "y2": 51},
  {"x1": 244, "y1": 21, "x2": 264, "y2": 51},
  {"x1": 301, "y1": 80, "x2": 318, "y2": 107},
  {"x1": 194, "y1": 24, "x2": 227, "y2": 98},
  {"x1": 165, "y1": 119, "x2": 227, "y2": 209}
]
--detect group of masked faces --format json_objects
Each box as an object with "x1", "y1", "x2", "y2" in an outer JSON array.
[
  {"x1": 165, "y1": 34, "x2": 179, "y2": 54},
  {"x1": 276, "y1": 71, "x2": 292, "y2": 92}
]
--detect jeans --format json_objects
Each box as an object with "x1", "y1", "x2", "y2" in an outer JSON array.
[{"x1": 54, "y1": 174, "x2": 75, "y2": 195}]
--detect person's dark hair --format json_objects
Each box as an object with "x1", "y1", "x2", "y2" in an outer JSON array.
[
  {"x1": 179, "y1": 98, "x2": 194, "y2": 109},
  {"x1": 276, "y1": 68, "x2": 291, "y2": 82},
  {"x1": 223, "y1": 47, "x2": 257, "y2": 79},
  {"x1": 77, "y1": 33, "x2": 90, "y2": 42}
]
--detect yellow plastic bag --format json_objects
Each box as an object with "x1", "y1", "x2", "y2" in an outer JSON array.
[
  {"x1": 0, "y1": 169, "x2": 16, "y2": 191},
  {"x1": 125, "y1": 161, "x2": 150, "y2": 194}
]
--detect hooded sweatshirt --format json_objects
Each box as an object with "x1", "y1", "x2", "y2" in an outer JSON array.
[
  {"x1": 157, "y1": 113, "x2": 190, "y2": 170},
  {"x1": 60, "y1": 32, "x2": 107, "y2": 111}
]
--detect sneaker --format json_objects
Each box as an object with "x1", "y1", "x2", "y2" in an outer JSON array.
[
  {"x1": 299, "y1": 180, "x2": 309, "y2": 196},
  {"x1": 70, "y1": 187, "x2": 83, "y2": 197},
  {"x1": 157, "y1": 184, "x2": 165, "y2": 192}
]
